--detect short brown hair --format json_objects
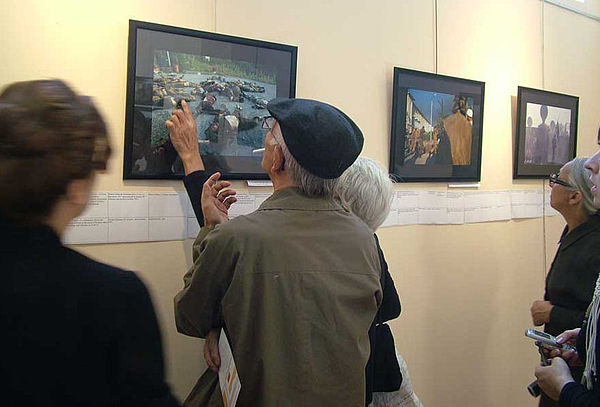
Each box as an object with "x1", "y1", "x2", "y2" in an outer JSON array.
[{"x1": 0, "y1": 79, "x2": 111, "y2": 225}]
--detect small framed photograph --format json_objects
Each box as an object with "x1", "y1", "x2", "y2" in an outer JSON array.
[
  {"x1": 123, "y1": 20, "x2": 297, "y2": 180},
  {"x1": 389, "y1": 67, "x2": 485, "y2": 182},
  {"x1": 514, "y1": 86, "x2": 578, "y2": 178}
]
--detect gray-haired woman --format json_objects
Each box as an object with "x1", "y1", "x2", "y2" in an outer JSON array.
[
  {"x1": 530, "y1": 157, "x2": 600, "y2": 407},
  {"x1": 335, "y1": 157, "x2": 422, "y2": 407}
]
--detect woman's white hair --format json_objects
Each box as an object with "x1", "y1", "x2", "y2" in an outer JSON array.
[
  {"x1": 271, "y1": 128, "x2": 337, "y2": 198},
  {"x1": 333, "y1": 157, "x2": 393, "y2": 231},
  {"x1": 567, "y1": 157, "x2": 597, "y2": 215}
]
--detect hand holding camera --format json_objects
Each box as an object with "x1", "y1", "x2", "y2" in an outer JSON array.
[
  {"x1": 529, "y1": 328, "x2": 581, "y2": 366},
  {"x1": 525, "y1": 329, "x2": 579, "y2": 397},
  {"x1": 534, "y1": 357, "x2": 575, "y2": 401}
]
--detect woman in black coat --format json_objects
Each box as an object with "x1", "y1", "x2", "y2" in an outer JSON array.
[
  {"x1": 334, "y1": 156, "x2": 423, "y2": 407},
  {"x1": 0, "y1": 80, "x2": 179, "y2": 407},
  {"x1": 530, "y1": 158, "x2": 600, "y2": 407},
  {"x1": 534, "y1": 151, "x2": 600, "y2": 406}
]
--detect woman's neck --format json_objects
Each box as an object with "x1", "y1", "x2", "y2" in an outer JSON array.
[{"x1": 565, "y1": 210, "x2": 589, "y2": 233}]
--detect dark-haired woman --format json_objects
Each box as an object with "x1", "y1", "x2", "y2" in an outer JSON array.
[{"x1": 0, "y1": 80, "x2": 179, "y2": 406}]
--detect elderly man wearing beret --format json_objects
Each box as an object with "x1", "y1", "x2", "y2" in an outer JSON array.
[{"x1": 169, "y1": 98, "x2": 382, "y2": 406}]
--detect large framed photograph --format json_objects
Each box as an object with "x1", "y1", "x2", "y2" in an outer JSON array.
[
  {"x1": 514, "y1": 86, "x2": 578, "y2": 178},
  {"x1": 123, "y1": 20, "x2": 297, "y2": 179},
  {"x1": 389, "y1": 67, "x2": 485, "y2": 182}
]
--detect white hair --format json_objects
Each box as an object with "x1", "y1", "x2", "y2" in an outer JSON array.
[
  {"x1": 271, "y1": 128, "x2": 337, "y2": 198},
  {"x1": 333, "y1": 157, "x2": 393, "y2": 231}
]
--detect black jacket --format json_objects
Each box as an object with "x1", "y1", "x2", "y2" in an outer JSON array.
[
  {"x1": 549, "y1": 214, "x2": 600, "y2": 407},
  {"x1": 545, "y1": 214, "x2": 600, "y2": 338},
  {"x1": 365, "y1": 234, "x2": 401, "y2": 405},
  {"x1": 0, "y1": 218, "x2": 180, "y2": 407},
  {"x1": 183, "y1": 170, "x2": 211, "y2": 227},
  {"x1": 559, "y1": 320, "x2": 600, "y2": 406},
  {"x1": 542, "y1": 215, "x2": 600, "y2": 406}
]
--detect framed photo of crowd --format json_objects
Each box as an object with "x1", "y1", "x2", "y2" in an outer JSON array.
[
  {"x1": 389, "y1": 67, "x2": 485, "y2": 182},
  {"x1": 123, "y1": 20, "x2": 297, "y2": 180},
  {"x1": 514, "y1": 86, "x2": 578, "y2": 178}
]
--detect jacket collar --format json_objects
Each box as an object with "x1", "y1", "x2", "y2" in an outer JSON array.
[
  {"x1": 258, "y1": 187, "x2": 343, "y2": 211},
  {"x1": 0, "y1": 216, "x2": 62, "y2": 248},
  {"x1": 559, "y1": 212, "x2": 600, "y2": 251}
]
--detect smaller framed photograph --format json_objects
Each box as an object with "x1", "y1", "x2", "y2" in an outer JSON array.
[
  {"x1": 514, "y1": 86, "x2": 578, "y2": 178},
  {"x1": 389, "y1": 67, "x2": 485, "y2": 182}
]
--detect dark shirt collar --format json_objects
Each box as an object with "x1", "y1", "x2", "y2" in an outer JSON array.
[
  {"x1": 0, "y1": 216, "x2": 62, "y2": 249},
  {"x1": 258, "y1": 187, "x2": 343, "y2": 211},
  {"x1": 559, "y1": 213, "x2": 600, "y2": 250}
]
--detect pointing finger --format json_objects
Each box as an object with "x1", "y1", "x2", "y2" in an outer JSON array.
[{"x1": 182, "y1": 99, "x2": 192, "y2": 115}]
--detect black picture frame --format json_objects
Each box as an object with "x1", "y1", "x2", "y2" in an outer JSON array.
[
  {"x1": 389, "y1": 67, "x2": 485, "y2": 182},
  {"x1": 514, "y1": 86, "x2": 578, "y2": 178},
  {"x1": 123, "y1": 20, "x2": 297, "y2": 180}
]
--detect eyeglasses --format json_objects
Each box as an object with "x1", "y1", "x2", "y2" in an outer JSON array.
[
  {"x1": 261, "y1": 116, "x2": 276, "y2": 130},
  {"x1": 549, "y1": 173, "x2": 575, "y2": 189}
]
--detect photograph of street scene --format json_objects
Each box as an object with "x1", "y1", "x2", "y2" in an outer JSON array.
[
  {"x1": 131, "y1": 50, "x2": 277, "y2": 176},
  {"x1": 404, "y1": 89, "x2": 475, "y2": 166},
  {"x1": 523, "y1": 103, "x2": 571, "y2": 165}
]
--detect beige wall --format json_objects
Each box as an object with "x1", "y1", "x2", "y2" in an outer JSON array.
[{"x1": 2, "y1": 0, "x2": 599, "y2": 405}]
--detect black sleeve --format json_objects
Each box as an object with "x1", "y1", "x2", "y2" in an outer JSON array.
[
  {"x1": 183, "y1": 170, "x2": 210, "y2": 227},
  {"x1": 374, "y1": 234, "x2": 401, "y2": 322},
  {"x1": 551, "y1": 306, "x2": 587, "y2": 334},
  {"x1": 552, "y1": 252, "x2": 600, "y2": 334},
  {"x1": 544, "y1": 259, "x2": 554, "y2": 302},
  {"x1": 115, "y1": 274, "x2": 181, "y2": 406},
  {"x1": 560, "y1": 382, "x2": 600, "y2": 407}
]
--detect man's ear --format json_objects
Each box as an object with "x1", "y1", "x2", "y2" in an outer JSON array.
[
  {"x1": 65, "y1": 177, "x2": 93, "y2": 208},
  {"x1": 271, "y1": 145, "x2": 285, "y2": 173}
]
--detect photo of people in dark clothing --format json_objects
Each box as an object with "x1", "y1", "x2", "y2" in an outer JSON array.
[{"x1": 524, "y1": 103, "x2": 571, "y2": 166}]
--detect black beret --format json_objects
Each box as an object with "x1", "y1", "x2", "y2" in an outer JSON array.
[{"x1": 266, "y1": 98, "x2": 363, "y2": 179}]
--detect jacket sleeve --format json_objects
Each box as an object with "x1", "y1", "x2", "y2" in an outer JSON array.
[
  {"x1": 174, "y1": 225, "x2": 238, "y2": 338},
  {"x1": 183, "y1": 170, "x2": 210, "y2": 227},
  {"x1": 549, "y1": 251, "x2": 600, "y2": 331},
  {"x1": 560, "y1": 382, "x2": 600, "y2": 407},
  {"x1": 559, "y1": 309, "x2": 600, "y2": 407},
  {"x1": 116, "y1": 274, "x2": 181, "y2": 406},
  {"x1": 550, "y1": 306, "x2": 587, "y2": 334}
]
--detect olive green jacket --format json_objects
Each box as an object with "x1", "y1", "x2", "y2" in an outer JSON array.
[{"x1": 174, "y1": 187, "x2": 382, "y2": 406}]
